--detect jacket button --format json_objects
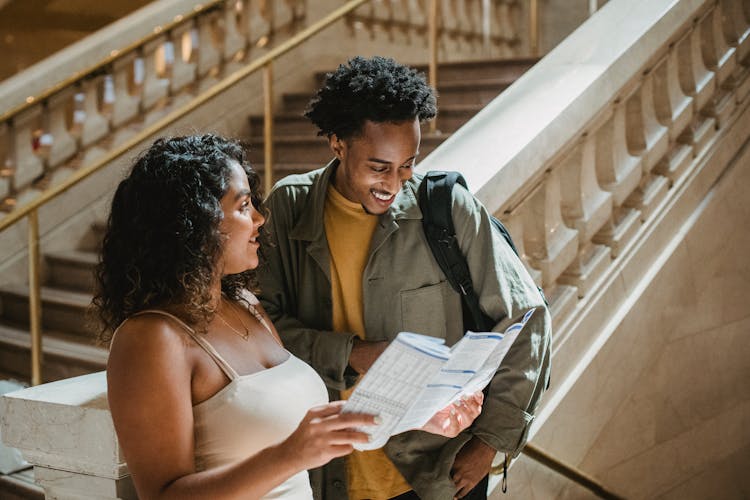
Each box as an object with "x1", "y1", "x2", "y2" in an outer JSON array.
[{"x1": 333, "y1": 480, "x2": 344, "y2": 489}]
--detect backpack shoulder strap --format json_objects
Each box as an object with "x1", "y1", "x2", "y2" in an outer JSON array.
[{"x1": 418, "y1": 171, "x2": 492, "y2": 332}]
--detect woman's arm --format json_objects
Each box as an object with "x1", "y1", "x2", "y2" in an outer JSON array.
[{"x1": 107, "y1": 317, "x2": 375, "y2": 500}]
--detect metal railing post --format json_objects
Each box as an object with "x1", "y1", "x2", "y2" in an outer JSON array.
[
  {"x1": 494, "y1": 443, "x2": 626, "y2": 500},
  {"x1": 428, "y1": 0, "x2": 438, "y2": 134},
  {"x1": 530, "y1": 0, "x2": 540, "y2": 57},
  {"x1": 28, "y1": 210, "x2": 43, "y2": 386},
  {"x1": 263, "y1": 61, "x2": 274, "y2": 196}
]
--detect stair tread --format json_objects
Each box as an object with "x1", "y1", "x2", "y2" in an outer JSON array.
[
  {"x1": 46, "y1": 249, "x2": 99, "y2": 266},
  {"x1": 247, "y1": 133, "x2": 450, "y2": 144},
  {"x1": 0, "y1": 322, "x2": 107, "y2": 364},
  {"x1": 313, "y1": 56, "x2": 539, "y2": 81},
  {"x1": 283, "y1": 76, "x2": 510, "y2": 100},
  {"x1": 249, "y1": 103, "x2": 485, "y2": 122},
  {"x1": 0, "y1": 283, "x2": 92, "y2": 308}
]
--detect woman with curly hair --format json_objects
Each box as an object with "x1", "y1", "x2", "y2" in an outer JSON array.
[{"x1": 96, "y1": 134, "x2": 481, "y2": 500}]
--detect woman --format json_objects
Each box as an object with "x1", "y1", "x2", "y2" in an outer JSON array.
[{"x1": 96, "y1": 135, "x2": 482, "y2": 499}]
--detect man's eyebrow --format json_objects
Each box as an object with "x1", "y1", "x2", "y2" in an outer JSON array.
[
  {"x1": 235, "y1": 189, "x2": 252, "y2": 200},
  {"x1": 366, "y1": 155, "x2": 417, "y2": 165}
]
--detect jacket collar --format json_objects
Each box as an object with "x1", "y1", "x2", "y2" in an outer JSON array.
[{"x1": 289, "y1": 159, "x2": 423, "y2": 242}]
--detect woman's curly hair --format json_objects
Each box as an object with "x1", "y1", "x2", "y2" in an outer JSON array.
[
  {"x1": 304, "y1": 56, "x2": 437, "y2": 140},
  {"x1": 92, "y1": 134, "x2": 266, "y2": 342}
]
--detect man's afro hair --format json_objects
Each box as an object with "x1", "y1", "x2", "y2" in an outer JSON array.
[{"x1": 304, "y1": 56, "x2": 437, "y2": 140}]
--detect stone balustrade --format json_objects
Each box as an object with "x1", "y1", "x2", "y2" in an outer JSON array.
[
  {"x1": 347, "y1": 0, "x2": 522, "y2": 59},
  {"x1": 0, "y1": 0, "x2": 305, "y2": 212},
  {"x1": 416, "y1": 0, "x2": 749, "y2": 490},
  {"x1": 1, "y1": 0, "x2": 749, "y2": 498}
]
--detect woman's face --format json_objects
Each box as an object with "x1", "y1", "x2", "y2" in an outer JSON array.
[{"x1": 218, "y1": 160, "x2": 265, "y2": 275}]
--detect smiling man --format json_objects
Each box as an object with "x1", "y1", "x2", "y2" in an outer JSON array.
[{"x1": 258, "y1": 56, "x2": 551, "y2": 500}]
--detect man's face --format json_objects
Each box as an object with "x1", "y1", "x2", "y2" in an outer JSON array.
[{"x1": 330, "y1": 119, "x2": 421, "y2": 215}]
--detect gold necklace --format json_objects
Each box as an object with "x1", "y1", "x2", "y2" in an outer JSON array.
[{"x1": 216, "y1": 298, "x2": 252, "y2": 341}]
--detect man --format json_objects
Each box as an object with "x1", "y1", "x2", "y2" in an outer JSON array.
[{"x1": 258, "y1": 56, "x2": 551, "y2": 500}]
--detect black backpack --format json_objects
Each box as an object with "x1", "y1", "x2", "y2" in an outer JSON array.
[{"x1": 418, "y1": 171, "x2": 546, "y2": 333}]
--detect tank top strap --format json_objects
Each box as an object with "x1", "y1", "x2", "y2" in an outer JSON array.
[
  {"x1": 235, "y1": 291, "x2": 282, "y2": 347},
  {"x1": 127, "y1": 309, "x2": 239, "y2": 381}
]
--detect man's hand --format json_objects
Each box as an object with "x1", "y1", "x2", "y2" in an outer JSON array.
[
  {"x1": 348, "y1": 338, "x2": 389, "y2": 374},
  {"x1": 451, "y1": 436, "x2": 496, "y2": 498}
]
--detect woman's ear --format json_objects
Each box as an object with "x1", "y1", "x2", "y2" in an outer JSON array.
[{"x1": 328, "y1": 134, "x2": 345, "y2": 161}]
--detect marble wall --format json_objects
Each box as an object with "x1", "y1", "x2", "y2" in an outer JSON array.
[{"x1": 495, "y1": 139, "x2": 750, "y2": 499}]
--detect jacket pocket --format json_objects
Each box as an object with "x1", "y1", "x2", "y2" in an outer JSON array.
[{"x1": 400, "y1": 281, "x2": 449, "y2": 339}]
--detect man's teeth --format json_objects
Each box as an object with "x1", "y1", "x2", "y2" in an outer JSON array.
[{"x1": 372, "y1": 191, "x2": 392, "y2": 201}]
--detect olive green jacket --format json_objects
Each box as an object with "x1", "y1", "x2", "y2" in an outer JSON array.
[{"x1": 257, "y1": 160, "x2": 551, "y2": 500}]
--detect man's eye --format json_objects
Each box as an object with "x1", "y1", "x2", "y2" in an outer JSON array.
[{"x1": 371, "y1": 166, "x2": 388, "y2": 173}]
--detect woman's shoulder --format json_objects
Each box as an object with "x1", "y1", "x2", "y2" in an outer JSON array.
[{"x1": 109, "y1": 311, "x2": 195, "y2": 359}]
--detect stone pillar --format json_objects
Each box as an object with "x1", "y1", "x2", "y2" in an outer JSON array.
[{"x1": 0, "y1": 372, "x2": 135, "y2": 500}]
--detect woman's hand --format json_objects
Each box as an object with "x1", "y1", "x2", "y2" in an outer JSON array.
[
  {"x1": 280, "y1": 401, "x2": 378, "y2": 470},
  {"x1": 420, "y1": 392, "x2": 483, "y2": 438}
]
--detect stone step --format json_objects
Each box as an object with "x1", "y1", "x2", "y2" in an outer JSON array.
[
  {"x1": 313, "y1": 57, "x2": 538, "y2": 86},
  {"x1": 248, "y1": 104, "x2": 483, "y2": 137},
  {"x1": 0, "y1": 284, "x2": 95, "y2": 339},
  {"x1": 246, "y1": 133, "x2": 449, "y2": 166},
  {"x1": 0, "y1": 322, "x2": 107, "y2": 384},
  {"x1": 46, "y1": 249, "x2": 99, "y2": 293},
  {"x1": 282, "y1": 77, "x2": 513, "y2": 112}
]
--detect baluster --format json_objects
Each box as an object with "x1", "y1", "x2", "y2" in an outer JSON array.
[
  {"x1": 246, "y1": 0, "x2": 272, "y2": 47},
  {"x1": 140, "y1": 36, "x2": 171, "y2": 112},
  {"x1": 464, "y1": 0, "x2": 482, "y2": 47},
  {"x1": 558, "y1": 135, "x2": 613, "y2": 299},
  {"x1": 170, "y1": 21, "x2": 198, "y2": 100},
  {"x1": 731, "y1": 0, "x2": 750, "y2": 64},
  {"x1": 196, "y1": 10, "x2": 223, "y2": 92},
  {"x1": 390, "y1": 0, "x2": 412, "y2": 44},
  {"x1": 371, "y1": 0, "x2": 395, "y2": 41},
  {"x1": 110, "y1": 54, "x2": 142, "y2": 128},
  {"x1": 439, "y1": 0, "x2": 459, "y2": 52},
  {"x1": 44, "y1": 88, "x2": 77, "y2": 170},
  {"x1": 679, "y1": 19, "x2": 717, "y2": 156},
  {"x1": 625, "y1": 71, "x2": 670, "y2": 221},
  {"x1": 284, "y1": 0, "x2": 306, "y2": 29},
  {"x1": 723, "y1": 0, "x2": 750, "y2": 102},
  {"x1": 75, "y1": 76, "x2": 109, "y2": 148},
  {"x1": 522, "y1": 168, "x2": 579, "y2": 288},
  {"x1": 405, "y1": 0, "x2": 427, "y2": 42},
  {"x1": 496, "y1": 1, "x2": 520, "y2": 58},
  {"x1": 701, "y1": 3, "x2": 737, "y2": 126},
  {"x1": 228, "y1": 0, "x2": 249, "y2": 57},
  {"x1": 502, "y1": 209, "x2": 542, "y2": 288},
  {"x1": 703, "y1": 0, "x2": 737, "y2": 85},
  {"x1": 653, "y1": 39, "x2": 695, "y2": 183},
  {"x1": 515, "y1": 173, "x2": 579, "y2": 325},
  {"x1": 273, "y1": 0, "x2": 294, "y2": 30},
  {"x1": 10, "y1": 106, "x2": 44, "y2": 193},
  {"x1": 593, "y1": 100, "x2": 642, "y2": 257}
]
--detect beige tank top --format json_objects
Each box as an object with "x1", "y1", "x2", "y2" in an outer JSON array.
[{"x1": 120, "y1": 298, "x2": 328, "y2": 500}]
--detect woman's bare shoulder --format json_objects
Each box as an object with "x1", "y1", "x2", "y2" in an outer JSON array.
[{"x1": 108, "y1": 312, "x2": 196, "y2": 375}]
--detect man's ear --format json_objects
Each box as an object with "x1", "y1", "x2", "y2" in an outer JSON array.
[{"x1": 328, "y1": 134, "x2": 346, "y2": 160}]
